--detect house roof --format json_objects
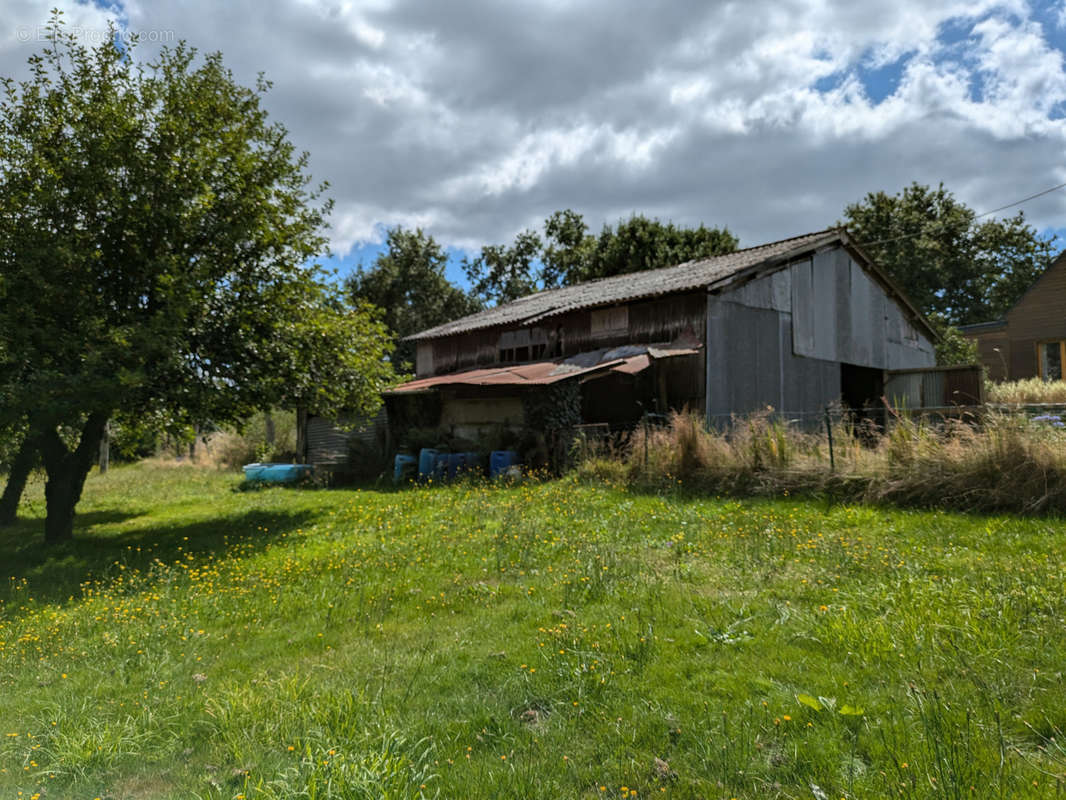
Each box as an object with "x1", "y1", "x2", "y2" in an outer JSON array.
[
  {"x1": 409, "y1": 228, "x2": 844, "y2": 341},
  {"x1": 957, "y1": 320, "x2": 1007, "y2": 334}
]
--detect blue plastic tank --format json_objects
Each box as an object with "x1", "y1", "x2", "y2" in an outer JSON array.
[
  {"x1": 461, "y1": 452, "x2": 482, "y2": 476},
  {"x1": 242, "y1": 463, "x2": 313, "y2": 483},
  {"x1": 418, "y1": 448, "x2": 439, "y2": 480},
  {"x1": 432, "y1": 452, "x2": 450, "y2": 481},
  {"x1": 393, "y1": 454, "x2": 417, "y2": 484},
  {"x1": 490, "y1": 450, "x2": 519, "y2": 478},
  {"x1": 446, "y1": 452, "x2": 465, "y2": 480}
]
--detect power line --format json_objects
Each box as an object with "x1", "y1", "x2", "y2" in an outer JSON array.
[
  {"x1": 975, "y1": 180, "x2": 1066, "y2": 219},
  {"x1": 855, "y1": 178, "x2": 1066, "y2": 250}
]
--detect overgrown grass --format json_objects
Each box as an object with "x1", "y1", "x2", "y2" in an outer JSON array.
[
  {"x1": 2, "y1": 465, "x2": 1066, "y2": 798},
  {"x1": 987, "y1": 378, "x2": 1066, "y2": 405},
  {"x1": 579, "y1": 410, "x2": 1066, "y2": 515}
]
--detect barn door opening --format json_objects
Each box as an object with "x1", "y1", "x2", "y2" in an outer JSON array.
[{"x1": 840, "y1": 363, "x2": 884, "y2": 431}]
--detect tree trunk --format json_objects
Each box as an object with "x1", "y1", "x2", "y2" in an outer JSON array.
[
  {"x1": 0, "y1": 434, "x2": 37, "y2": 527},
  {"x1": 40, "y1": 412, "x2": 109, "y2": 544},
  {"x1": 98, "y1": 421, "x2": 110, "y2": 474},
  {"x1": 264, "y1": 412, "x2": 276, "y2": 446}
]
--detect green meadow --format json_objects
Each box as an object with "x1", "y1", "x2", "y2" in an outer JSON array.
[{"x1": 1, "y1": 465, "x2": 1065, "y2": 799}]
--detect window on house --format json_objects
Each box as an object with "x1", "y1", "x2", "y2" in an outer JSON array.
[{"x1": 1039, "y1": 341, "x2": 1065, "y2": 381}]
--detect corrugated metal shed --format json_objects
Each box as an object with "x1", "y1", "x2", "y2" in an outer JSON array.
[
  {"x1": 306, "y1": 407, "x2": 387, "y2": 468},
  {"x1": 884, "y1": 366, "x2": 984, "y2": 409},
  {"x1": 409, "y1": 229, "x2": 842, "y2": 341}
]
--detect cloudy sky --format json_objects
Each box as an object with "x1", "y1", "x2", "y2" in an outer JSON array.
[{"x1": 3, "y1": 0, "x2": 1066, "y2": 283}]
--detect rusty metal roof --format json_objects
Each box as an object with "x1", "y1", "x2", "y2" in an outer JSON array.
[
  {"x1": 409, "y1": 228, "x2": 843, "y2": 341},
  {"x1": 387, "y1": 344, "x2": 699, "y2": 393}
]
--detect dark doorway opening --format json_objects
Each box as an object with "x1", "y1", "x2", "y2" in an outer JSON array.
[{"x1": 840, "y1": 363, "x2": 884, "y2": 432}]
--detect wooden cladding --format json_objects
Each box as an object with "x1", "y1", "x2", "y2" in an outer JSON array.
[{"x1": 417, "y1": 291, "x2": 707, "y2": 378}]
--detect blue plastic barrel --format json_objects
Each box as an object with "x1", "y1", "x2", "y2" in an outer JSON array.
[
  {"x1": 462, "y1": 452, "x2": 482, "y2": 476},
  {"x1": 418, "y1": 448, "x2": 439, "y2": 480},
  {"x1": 393, "y1": 454, "x2": 417, "y2": 484},
  {"x1": 432, "y1": 452, "x2": 450, "y2": 482},
  {"x1": 490, "y1": 450, "x2": 518, "y2": 478},
  {"x1": 447, "y1": 452, "x2": 465, "y2": 480}
]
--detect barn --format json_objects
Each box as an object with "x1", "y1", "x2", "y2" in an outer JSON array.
[{"x1": 384, "y1": 228, "x2": 946, "y2": 453}]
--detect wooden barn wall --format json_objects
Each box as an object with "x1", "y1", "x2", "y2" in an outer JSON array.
[
  {"x1": 790, "y1": 249, "x2": 934, "y2": 370},
  {"x1": 419, "y1": 291, "x2": 708, "y2": 376}
]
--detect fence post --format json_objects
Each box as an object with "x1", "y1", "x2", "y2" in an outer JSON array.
[
  {"x1": 824, "y1": 406, "x2": 835, "y2": 472},
  {"x1": 643, "y1": 411, "x2": 649, "y2": 468}
]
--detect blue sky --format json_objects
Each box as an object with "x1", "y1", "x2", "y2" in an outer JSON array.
[{"x1": 5, "y1": 0, "x2": 1066, "y2": 290}]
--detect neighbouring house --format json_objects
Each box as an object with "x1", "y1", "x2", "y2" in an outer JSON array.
[
  {"x1": 960, "y1": 250, "x2": 1066, "y2": 381},
  {"x1": 378, "y1": 228, "x2": 962, "y2": 461}
]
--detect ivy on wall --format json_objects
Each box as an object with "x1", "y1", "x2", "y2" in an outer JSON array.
[{"x1": 522, "y1": 382, "x2": 582, "y2": 433}]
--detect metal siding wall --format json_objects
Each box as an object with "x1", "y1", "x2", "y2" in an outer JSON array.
[
  {"x1": 791, "y1": 258, "x2": 816, "y2": 356},
  {"x1": 847, "y1": 257, "x2": 874, "y2": 365},
  {"x1": 706, "y1": 298, "x2": 839, "y2": 420},
  {"x1": 812, "y1": 250, "x2": 838, "y2": 361},
  {"x1": 306, "y1": 407, "x2": 388, "y2": 467},
  {"x1": 705, "y1": 296, "x2": 731, "y2": 419}
]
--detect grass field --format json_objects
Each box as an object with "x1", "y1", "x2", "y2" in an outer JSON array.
[{"x1": 1, "y1": 465, "x2": 1065, "y2": 799}]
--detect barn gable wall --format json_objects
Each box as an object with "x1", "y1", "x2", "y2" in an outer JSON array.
[{"x1": 706, "y1": 245, "x2": 935, "y2": 420}]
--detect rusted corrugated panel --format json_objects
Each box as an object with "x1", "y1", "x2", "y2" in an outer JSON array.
[{"x1": 388, "y1": 348, "x2": 683, "y2": 394}]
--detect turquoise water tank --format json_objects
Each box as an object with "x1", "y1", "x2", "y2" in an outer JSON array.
[{"x1": 242, "y1": 463, "x2": 313, "y2": 483}]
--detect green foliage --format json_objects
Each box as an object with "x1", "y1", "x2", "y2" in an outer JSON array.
[
  {"x1": 463, "y1": 228, "x2": 544, "y2": 306},
  {"x1": 925, "y1": 313, "x2": 980, "y2": 366},
  {"x1": 2, "y1": 465, "x2": 1066, "y2": 798},
  {"x1": 0, "y1": 12, "x2": 395, "y2": 539},
  {"x1": 465, "y1": 210, "x2": 738, "y2": 304},
  {"x1": 843, "y1": 182, "x2": 1056, "y2": 325},
  {"x1": 346, "y1": 227, "x2": 482, "y2": 370}
]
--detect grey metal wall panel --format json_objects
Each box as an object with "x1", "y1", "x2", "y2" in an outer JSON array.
[
  {"x1": 834, "y1": 249, "x2": 854, "y2": 364},
  {"x1": 306, "y1": 408, "x2": 388, "y2": 467},
  {"x1": 771, "y1": 269, "x2": 791, "y2": 312},
  {"x1": 791, "y1": 258, "x2": 816, "y2": 356},
  {"x1": 705, "y1": 296, "x2": 729, "y2": 418},
  {"x1": 725, "y1": 268, "x2": 792, "y2": 313},
  {"x1": 847, "y1": 257, "x2": 875, "y2": 366},
  {"x1": 812, "y1": 250, "x2": 838, "y2": 361},
  {"x1": 707, "y1": 299, "x2": 838, "y2": 419},
  {"x1": 871, "y1": 286, "x2": 887, "y2": 367},
  {"x1": 884, "y1": 373, "x2": 922, "y2": 407}
]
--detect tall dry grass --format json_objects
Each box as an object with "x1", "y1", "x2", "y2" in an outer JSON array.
[
  {"x1": 986, "y1": 377, "x2": 1066, "y2": 405},
  {"x1": 577, "y1": 409, "x2": 1066, "y2": 515}
]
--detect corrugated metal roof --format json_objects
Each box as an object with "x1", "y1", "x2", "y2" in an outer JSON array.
[
  {"x1": 409, "y1": 228, "x2": 842, "y2": 341},
  {"x1": 387, "y1": 344, "x2": 698, "y2": 393}
]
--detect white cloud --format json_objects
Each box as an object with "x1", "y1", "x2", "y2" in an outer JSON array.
[{"x1": 2, "y1": 0, "x2": 1065, "y2": 256}]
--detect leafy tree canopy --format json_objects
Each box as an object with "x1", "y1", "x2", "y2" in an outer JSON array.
[
  {"x1": 346, "y1": 227, "x2": 482, "y2": 369},
  {"x1": 0, "y1": 13, "x2": 395, "y2": 541},
  {"x1": 842, "y1": 183, "x2": 1057, "y2": 326},
  {"x1": 465, "y1": 210, "x2": 738, "y2": 305}
]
